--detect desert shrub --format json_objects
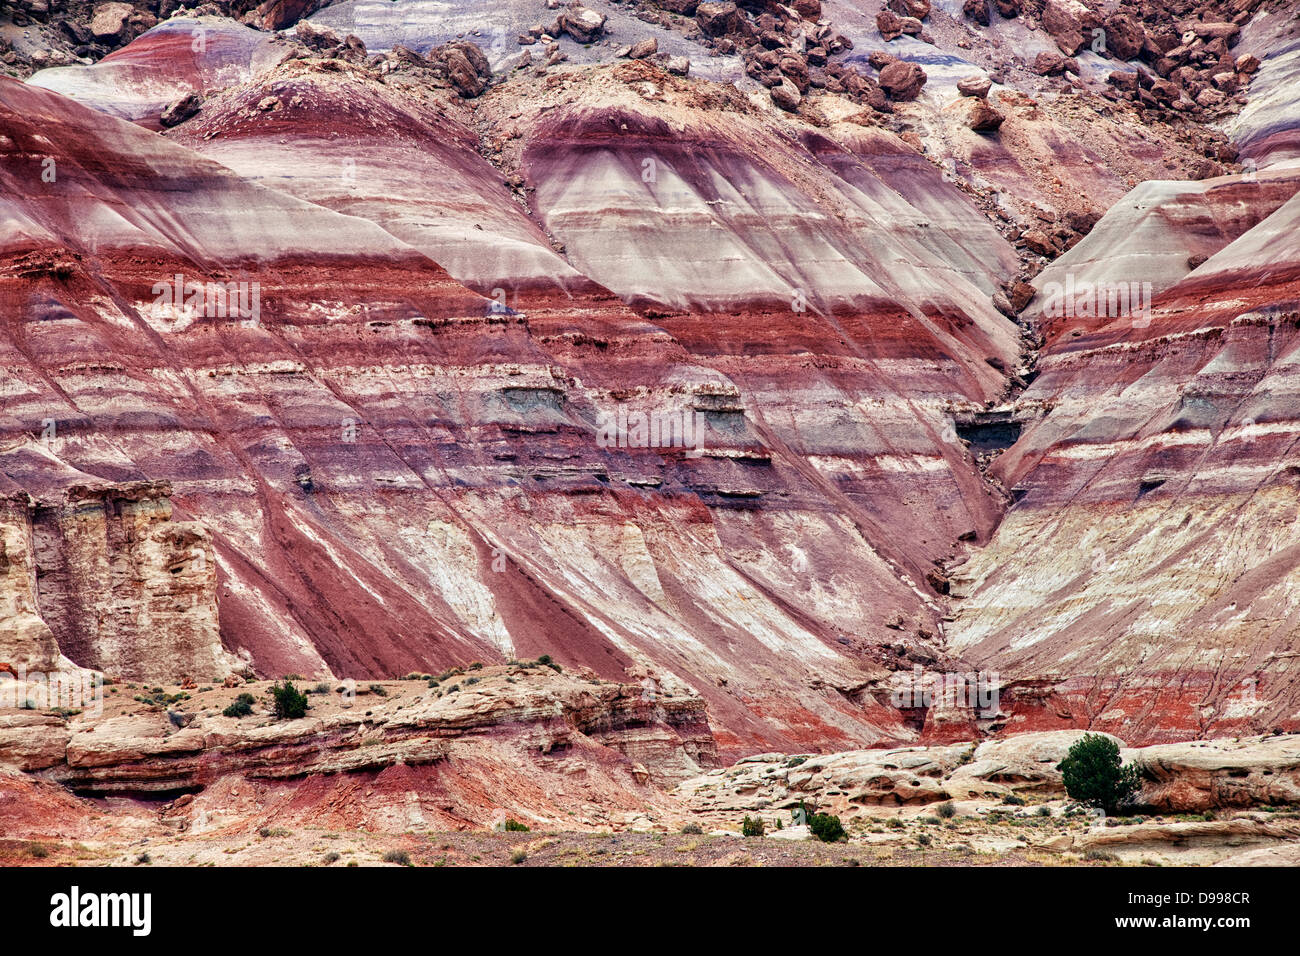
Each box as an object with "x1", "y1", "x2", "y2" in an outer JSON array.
[
  {"x1": 742, "y1": 816, "x2": 765, "y2": 837},
  {"x1": 936, "y1": 801, "x2": 957, "y2": 819},
  {"x1": 915, "y1": 833, "x2": 932, "y2": 847},
  {"x1": 1057, "y1": 734, "x2": 1142, "y2": 815},
  {"x1": 223, "y1": 692, "x2": 255, "y2": 718},
  {"x1": 680, "y1": 823, "x2": 703, "y2": 835},
  {"x1": 509, "y1": 848, "x2": 527, "y2": 864},
  {"x1": 887, "y1": 817, "x2": 905, "y2": 829},
  {"x1": 1036, "y1": 805, "x2": 1052, "y2": 817},
  {"x1": 322, "y1": 852, "x2": 340, "y2": 864},
  {"x1": 382, "y1": 850, "x2": 411, "y2": 866},
  {"x1": 1083, "y1": 848, "x2": 1119, "y2": 862},
  {"x1": 269, "y1": 681, "x2": 308, "y2": 720},
  {"x1": 1002, "y1": 793, "x2": 1026, "y2": 806},
  {"x1": 808, "y1": 811, "x2": 846, "y2": 843},
  {"x1": 368, "y1": 683, "x2": 387, "y2": 697},
  {"x1": 504, "y1": 819, "x2": 530, "y2": 832}
]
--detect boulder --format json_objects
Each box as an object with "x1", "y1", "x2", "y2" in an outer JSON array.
[
  {"x1": 887, "y1": 0, "x2": 931, "y2": 20},
  {"x1": 767, "y1": 824, "x2": 813, "y2": 840},
  {"x1": 160, "y1": 92, "x2": 203, "y2": 128},
  {"x1": 428, "y1": 41, "x2": 492, "y2": 97},
  {"x1": 696, "y1": 1, "x2": 744, "y2": 38},
  {"x1": 558, "y1": 6, "x2": 607, "y2": 43},
  {"x1": 1106, "y1": 69, "x2": 1139, "y2": 92},
  {"x1": 1022, "y1": 228, "x2": 1060, "y2": 257},
  {"x1": 962, "y1": 0, "x2": 990, "y2": 26},
  {"x1": 1033, "y1": 50, "x2": 1068, "y2": 75},
  {"x1": 967, "y1": 97, "x2": 1005, "y2": 131},
  {"x1": 878, "y1": 60, "x2": 927, "y2": 100},
  {"x1": 1008, "y1": 280, "x2": 1036, "y2": 312},
  {"x1": 770, "y1": 77, "x2": 802, "y2": 110},
  {"x1": 877, "y1": 10, "x2": 904, "y2": 41},
  {"x1": 625, "y1": 38, "x2": 658, "y2": 59},
  {"x1": 1041, "y1": 0, "x2": 1092, "y2": 56},
  {"x1": 1183, "y1": 20, "x2": 1240, "y2": 42},
  {"x1": 1102, "y1": 12, "x2": 1145, "y2": 61},
  {"x1": 957, "y1": 75, "x2": 992, "y2": 97},
  {"x1": 89, "y1": 1, "x2": 133, "y2": 42}
]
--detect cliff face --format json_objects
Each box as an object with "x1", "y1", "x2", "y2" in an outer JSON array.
[{"x1": 3, "y1": 0, "x2": 1300, "y2": 760}]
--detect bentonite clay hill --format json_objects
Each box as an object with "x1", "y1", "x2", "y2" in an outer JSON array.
[{"x1": 2, "y1": 0, "x2": 1300, "y2": 848}]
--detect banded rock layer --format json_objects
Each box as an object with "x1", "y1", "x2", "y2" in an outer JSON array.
[{"x1": 1, "y1": 56, "x2": 1028, "y2": 756}]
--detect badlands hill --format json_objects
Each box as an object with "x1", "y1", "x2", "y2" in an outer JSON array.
[{"x1": 0, "y1": 0, "x2": 1299, "y2": 794}]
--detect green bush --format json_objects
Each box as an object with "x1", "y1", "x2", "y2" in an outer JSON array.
[
  {"x1": 936, "y1": 801, "x2": 957, "y2": 819},
  {"x1": 223, "y1": 692, "x2": 256, "y2": 718},
  {"x1": 742, "y1": 815, "x2": 765, "y2": 837},
  {"x1": 382, "y1": 850, "x2": 411, "y2": 866},
  {"x1": 269, "y1": 681, "x2": 309, "y2": 720},
  {"x1": 797, "y1": 803, "x2": 846, "y2": 843},
  {"x1": 504, "y1": 819, "x2": 530, "y2": 832},
  {"x1": 1057, "y1": 734, "x2": 1142, "y2": 815},
  {"x1": 680, "y1": 823, "x2": 703, "y2": 835}
]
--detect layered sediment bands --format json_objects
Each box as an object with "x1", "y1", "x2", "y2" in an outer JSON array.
[
  {"x1": 949, "y1": 186, "x2": 1300, "y2": 743},
  {"x1": 521, "y1": 76, "x2": 1020, "y2": 330},
  {"x1": 166, "y1": 58, "x2": 584, "y2": 293},
  {"x1": 1, "y1": 71, "x2": 1013, "y2": 755},
  {"x1": 1227, "y1": 4, "x2": 1300, "y2": 168},
  {"x1": 1028, "y1": 167, "x2": 1300, "y2": 299},
  {"x1": 28, "y1": 17, "x2": 291, "y2": 129}
]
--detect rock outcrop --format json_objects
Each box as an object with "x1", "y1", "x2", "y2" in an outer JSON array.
[{"x1": 676, "y1": 731, "x2": 1300, "y2": 819}]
